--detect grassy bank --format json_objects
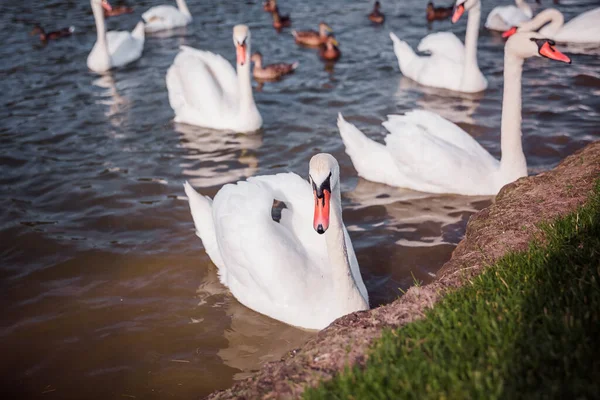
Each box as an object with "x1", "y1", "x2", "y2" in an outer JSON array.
[{"x1": 306, "y1": 181, "x2": 600, "y2": 400}]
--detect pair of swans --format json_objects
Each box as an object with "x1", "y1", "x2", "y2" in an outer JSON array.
[
  {"x1": 166, "y1": 25, "x2": 263, "y2": 133},
  {"x1": 338, "y1": 31, "x2": 571, "y2": 196},
  {"x1": 87, "y1": 0, "x2": 193, "y2": 73},
  {"x1": 503, "y1": 7, "x2": 600, "y2": 44},
  {"x1": 390, "y1": 0, "x2": 487, "y2": 93},
  {"x1": 184, "y1": 154, "x2": 369, "y2": 330}
]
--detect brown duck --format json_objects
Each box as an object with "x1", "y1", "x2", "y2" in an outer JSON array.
[
  {"x1": 251, "y1": 52, "x2": 298, "y2": 81},
  {"x1": 368, "y1": 1, "x2": 385, "y2": 24},
  {"x1": 319, "y1": 36, "x2": 341, "y2": 62},
  {"x1": 292, "y1": 22, "x2": 332, "y2": 47},
  {"x1": 104, "y1": 4, "x2": 134, "y2": 18},
  {"x1": 271, "y1": 6, "x2": 291, "y2": 30},
  {"x1": 31, "y1": 24, "x2": 75, "y2": 42},
  {"x1": 426, "y1": 1, "x2": 453, "y2": 22},
  {"x1": 263, "y1": 0, "x2": 277, "y2": 13}
]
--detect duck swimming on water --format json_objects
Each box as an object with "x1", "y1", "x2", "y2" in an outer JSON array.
[
  {"x1": 426, "y1": 1, "x2": 453, "y2": 22},
  {"x1": 263, "y1": 0, "x2": 277, "y2": 13},
  {"x1": 369, "y1": 1, "x2": 385, "y2": 24},
  {"x1": 293, "y1": 22, "x2": 332, "y2": 46},
  {"x1": 271, "y1": 6, "x2": 291, "y2": 30},
  {"x1": 251, "y1": 52, "x2": 298, "y2": 81},
  {"x1": 31, "y1": 24, "x2": 74, "y2": 42},
  {"x1": 319, "y1": 36, "x2": 341, "y2": 61},
  {"x1": 104, "y1": 3, "x2": 134, "y2": 18}
]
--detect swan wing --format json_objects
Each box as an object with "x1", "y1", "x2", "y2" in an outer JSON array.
[
  {"x1": 485, "y1": 5, "x2": 531, "y2": 31},
  {"x1": 166, "y1": 46, "x2": 238, "y2": 126},
  {"x1": 106, "y1": 23, "x2": 144, "y2": 68},
  {"x1": 556, "y1": 8, "x2": 600, "y2": 43},
  {"x1": 249, "y1": 173, "x2": 368, "y2": 304},
  {"x1": 211, "y1": 174, "x2": 323, "y2": 306},
  {"x1": 383, "y1": 111, "x2": 499, "y2": 194},
  {"x1": 417, "y1": 32, "x2": 465, "y2": 64},
  {"x1": 142, "y1": 5, "x2": 190, "y2": 31}
]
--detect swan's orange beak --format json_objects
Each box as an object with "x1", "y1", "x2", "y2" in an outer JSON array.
[
  {"x1": 236, "y1": 43, "x2": 247, "y2": 66},
  {"x1": 502, "y1": 26, "x2": 518, "y2": 38},
  {"x1": 452, "y1": 4, "x2": 465, "y2": 23},
  {"x1": 313, "y1": 188, "x2": 330, "y2": 234},
  {"x1": 539, "y1": 42, "x2": 571, "y2": 64},
  {"x1": 101, "y1": 0, "x2": 113, "y2": 12}
]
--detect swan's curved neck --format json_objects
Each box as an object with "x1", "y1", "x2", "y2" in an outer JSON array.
[
  {"x1": 91, "y1": 1, "x2": 110, "y2": 63},
  {"x1": 462, "y1": 2, "x2": 482, "y2": 86},
  {"x1": 175, "y1": 0, "x2": 191, "y2": 17},
  {"x1": 499, "y1": 52, "x2": 527, "y2": 182},
  {"x1": 520, "y1": 8, "x2": 564, "y2": 34},
  {"x1": 325, "y1": 187, "x2": 369, "y2": 313},
  {"x1": 236, "y1": 42, "x2": 258, "y2": 114}
]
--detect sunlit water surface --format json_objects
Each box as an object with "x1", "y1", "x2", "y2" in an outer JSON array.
[{"x1": 1, "y1": 0, "x2": 599, "y2": 398}]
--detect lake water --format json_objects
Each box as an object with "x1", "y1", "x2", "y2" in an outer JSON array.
[{"x1": 1, "y1": 0, "x2": 599, "y2": 398}]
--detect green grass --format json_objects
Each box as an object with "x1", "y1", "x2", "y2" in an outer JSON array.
[{"x1": 305, "y1": 181, "x2": 600, "y2": 400}]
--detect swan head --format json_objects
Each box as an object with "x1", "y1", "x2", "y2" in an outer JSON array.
[
  {"x1": 91, "y1": 0, "x2": 113, "y2": 12},
  {"x1": 309, "y1": 153, "x2": 340, "y2": 235},
  {"x1": 233, "y1": 25, "x2": 250, "y2": 66},
  {"x1": 506, "y1": 32, "x2": 571, "y2": 64},
  {"x1": 451, "y1": 0, "x2": 479, "y2": 23}
]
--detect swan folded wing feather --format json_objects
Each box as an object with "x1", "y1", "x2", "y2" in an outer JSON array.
[
  {"x1": 410, "y1": 55, "x2": 464, "y2": 92},
  {"x1": 249, "y1": 173, "x2": 367, "y2": 302},
  {"x1": 212, "y1": 179, "x2": 317, "y2": 304},
  {"x1": 168, "y1": 48, "x2": 236, "y2": 123},
  {"x1": 417, "y1": 32, "x2": 465, "y2": 64},
  {"x1": 106, "y1": 27, "x2": 144, "y2": 68},
  {"x1": 554, "y1": 8, "x2": 600, "y2": 42},
  {"x1": 486, "y1": 6, "x2": 531, "y2": 31},
  {"x1": 183, "y1": 182, "x2": 226, "y2": 275},
  {"x1": 383, "y1": 116, "x2": 498, "y2": 193},
  {"x1": 142, "y1": 5, "x2": 190, "y2": 31},
  {"x1": 179, "y1": 46, "x2": 239, "y2": 101}
]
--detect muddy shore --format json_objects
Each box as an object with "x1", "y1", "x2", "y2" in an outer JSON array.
[{"x1": 207, "y1": 141, "x2": 600, "y2": 400}]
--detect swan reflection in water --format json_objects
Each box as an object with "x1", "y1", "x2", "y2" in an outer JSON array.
[
  {"x1": 396, "y1": 77, "x2": 484, "y2": 125},
  {"x1": 177, "y1": 123, "x2": 263, "y2": 188},
  {"x1": 92, "y1": 74, "x2": 131, "y2": 125},
  {"x1": 195, "y1": 265, "x2": 314, "y2": 380}
]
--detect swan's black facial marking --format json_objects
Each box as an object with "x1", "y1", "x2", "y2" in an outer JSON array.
[
  {"x1": 236, "y1": 37, "x2": 247, "y2": 46},
  {"x1": 530, "y1": 37, "x2": 556, "y2": 49},
  {"x1": 310, "y1": 172, "x2": 332, "y2": 200}
]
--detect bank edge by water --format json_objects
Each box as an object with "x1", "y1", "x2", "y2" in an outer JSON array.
[{"x1": 207, "y1": 141, "x2": 600, "y2": 399}]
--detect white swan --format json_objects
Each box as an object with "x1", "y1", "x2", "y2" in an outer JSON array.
[
  {"x1": 142, "y1": 0, "x2": 192, "y2": 33},
  {"x1": 338, "y1": 32, "x2": 571, "y2": 196},
  {"x1": 389, "y1": 0, "x2": 487, "y2": 93},
  {"x1": 166, "y1": 25, "x2": 263, "y2": 133},
  {"x1": 485, "y1": 0, "x2": 533, "y2": 31},
  {"x1": 87, "y1": 0, "x2": 145, "y2": 74},
  {"x1": 503, "y1": 7, "x2": 600, "y2": 44},
  {"x1": 183, "y1": 153, "x2": 369, "y2": 330}
]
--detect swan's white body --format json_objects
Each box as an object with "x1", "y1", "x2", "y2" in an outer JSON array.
[
  {"x1": 87, "y1": 0, "x2": 144, "y2": 73},
  {"x1": 389, "y1": 0, "x2": 487, "y2": 93},
  {"x1": 166, "y1": 25, "x2": 262, "y2": 133},
  {"x1": 517, "y1": 7, "x2": 600, "y2": 44},
  {"x1": 142, "y1": 0, "x2": 192, "y2": 33},
  {"x1": 183, "y1": 154, "x2": 369, "y2": 330},
  {"x1": 339, "y1": 32, "x2": 571, "y2": 196},
  {"x1": 485, "y1": 0, "x2": 533, "y2": 31}
]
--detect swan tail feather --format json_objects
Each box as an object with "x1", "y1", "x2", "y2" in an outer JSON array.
[
  {"x1": 337, "y1": 113, "x2": 393, "y2": 184},
  {"x1": 183, "y1": 182, "x2": 226, "y2": 276},
  {"x1": 131, "y1": 21, "x2": 145, "y2": 41},
  {"x1": 389, "y1": 32, "x2": 416, "y2": 73}
]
